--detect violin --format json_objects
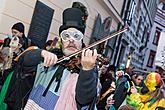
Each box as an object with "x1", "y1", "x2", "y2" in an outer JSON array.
[
  {"x1": 57, "y1": 27, "x2": 128, "y2": 72},
  {"x1": 64, "y1": 56, "x2": 81, "y2": 73},
  {"x1": 64, "y1": 55, "x2": 110, "y2": 73}
]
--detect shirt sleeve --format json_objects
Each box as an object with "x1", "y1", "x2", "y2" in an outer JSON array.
[
  {"x1": 75, "y1": 67, "x2": 98, "y2": 108},
  {"x1": 18, "y1": 49, "x2": 43, "y2": 67}
]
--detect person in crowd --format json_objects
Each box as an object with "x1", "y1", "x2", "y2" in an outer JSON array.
[
  {"x1": 106, "y1": 64, "x2": 134, "y2": 110},
  {"x1": 99, "y1": 60, "x2": 109, "y2": 85},
  {"x1": 96, "y1": 55, "x2": 109, "y2": 97},
  {"x1": 1, "y1": 36, "x2": 26, "y2": 79},
  {"x1": 97, "y1": 65, "x2": 116, "y2": 110},
  {"x1": 43, "y1": 38, "x2": 60, "y2": 52},
  {"x1": 3, "y1": 22, "x2": 31, "y2": 50},
  {"x1": 0, "y1": 48, "x2": 6, "y2": 88},
  {"x1": 0, "y1": 36, "x2": 31, "y2": 110},
  {"x1": 132, "y1": 73, "x2": 144, "y2": 87},
  {"x1": 0, "y1": 36, "x2": 25, "y2": 82},
  {"x1": 126, "y1": 72, "x2": 165, "y2": 110},
  {"x1": 105, "y1": 67, "x2": 144, "y2": 110},
  {"x1": 4, "y1": 7, "x2": 98, "y2": 110},
  {"x1": 0, "y1": 47, "x2": 9, "y2": 72},
  {"x1": 43, "y1": 40, "x2": 53, "y2": 50},
  {"x1": 1, "y1": 25, "x2": 29, "y2": 76}
]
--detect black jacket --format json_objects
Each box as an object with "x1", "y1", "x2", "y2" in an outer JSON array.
[{"x1": 5, "y1": 49, "x2": 42, "y2": 110}]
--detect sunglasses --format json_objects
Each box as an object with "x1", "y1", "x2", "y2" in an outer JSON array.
[{"x1": 60, "y1": 30, "x2": 83, "y2": 42}]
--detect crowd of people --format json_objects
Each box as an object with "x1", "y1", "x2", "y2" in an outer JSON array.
[{"x1": 0, "y1": 3, "x2": 165, "y2": 110}]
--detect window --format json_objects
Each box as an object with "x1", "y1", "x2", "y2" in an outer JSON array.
[
  {"x1": 136, "y1": 0, "x2": 142, "y2": 17},
  {"x1": 141, "y1": 26, "x2": 149, "y2": 46},
  {"x1": 153, "y1": 27, "x2": 161, "y2": 45},
  {"x1": 125, "y1": 0, "x2": 136, "y2": 25},
  {"x1": 147, "y1": 50, "x2": 156, "y2": 68},
  {"x1": 136, "y1": 16, "x2": 142, "y2": 37}
]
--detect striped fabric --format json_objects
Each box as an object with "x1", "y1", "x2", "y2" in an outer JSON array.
[
  {"x1": 54, "y1": 73, "x2": 78, "y2": 110},
  {"x1": 24, "y1": 99, "x2": 44, "y2": 110}
]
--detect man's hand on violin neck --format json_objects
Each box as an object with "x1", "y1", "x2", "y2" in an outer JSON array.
[
  {"x1": 81, "y1": 49, "x2": 97, "y2": 71},
  {"x1": 41, "y1": 50, "x2": 58, "y2": 67}
]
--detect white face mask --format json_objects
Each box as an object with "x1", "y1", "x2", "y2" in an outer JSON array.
[
  {"x1": 9, "y1": 36, "x2": 19, "y2": 47},
  {"x1": 61, "y1": 28, "x2": 83, "y2": 56},
  {"x1": 9, "y1": 36, "x2": 22, "y2": 52},
  {"x1": 60, "y1": 29, "x2": 83, "y2": 42}
]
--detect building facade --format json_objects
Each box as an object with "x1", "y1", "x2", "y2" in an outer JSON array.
[
  {"x1": 114, "y1": 0, "x2": 160, "y2": 70},
  {"x1": 144, "y1": 3, "x2": 165, "y2": 72},
  {"x1": 0, "y1": 0, "x2": 125, "y2": 49}
]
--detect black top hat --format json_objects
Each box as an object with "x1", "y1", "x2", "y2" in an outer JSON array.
[{"x1": 59, "y1": 8, "x2": 85, "y2": 34}]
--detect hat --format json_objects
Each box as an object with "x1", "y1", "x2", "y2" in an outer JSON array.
[
  {"x1": 59, "y1": 8, "x2": 85, "y2": 34},
  {"x1": 11, "y1": 22, "x2": 25, "y2": 33},
  {"x1": 117, "y1": 63, "x2": 126, "y2": 71},
  {"x1": 141, "y1": 72, "x2": 161, "y2": 94}
]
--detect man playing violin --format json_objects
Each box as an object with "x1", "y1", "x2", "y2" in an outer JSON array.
[{"x1": 4, "y1": 8, "x2": 98, "y2": 110}]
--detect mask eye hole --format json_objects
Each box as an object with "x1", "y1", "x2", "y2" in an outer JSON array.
[
  {"x1": 64, "y1": 33, "x2": 70, "y2": 38},
  {"x1": 60, "y1": 30, "x2": 71, "y2": 41},
  {"x1": 74, "y1": 34, "x2": 79, "y2": 39}
]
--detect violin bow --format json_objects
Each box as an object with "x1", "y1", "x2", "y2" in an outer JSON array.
[{"x1": 57, "y1": 26, "x2": 129, "y2": 64}]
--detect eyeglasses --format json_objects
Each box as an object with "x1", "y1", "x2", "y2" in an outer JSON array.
[{"x1": 60, "y1": 30, "x2": 83, "y2": 42}]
